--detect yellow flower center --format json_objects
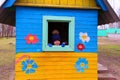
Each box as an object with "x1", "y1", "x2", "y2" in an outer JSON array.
[
  {"x1": 82, "y1": 35, "x2": 87, "y2": 40},
  {"x1": 27, "y1": 64, "x2": 32, "y2": 69},
  {"x1": 80, "y1": 63, "x2": 85, "y2": 67},
  {"x1": 29, "y1": 36, "x2": 34, "y2": 41}
]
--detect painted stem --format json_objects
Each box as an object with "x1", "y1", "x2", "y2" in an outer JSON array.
[{"x1": 15, "y1": 55, "x2": 30, "y2": 65}]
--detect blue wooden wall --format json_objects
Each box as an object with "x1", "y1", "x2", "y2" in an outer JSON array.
[{"x1": 16, "y1": 7, "x2": 98, "y2": 53}]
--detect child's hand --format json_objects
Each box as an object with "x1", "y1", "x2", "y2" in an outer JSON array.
[{"x1": 54, "y1": 40, "x2": 60, "y2": 45}]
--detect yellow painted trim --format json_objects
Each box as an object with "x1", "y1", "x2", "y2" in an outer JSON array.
[{"x1": 14, "y1": 3, "x2": 100, "y2": 9}]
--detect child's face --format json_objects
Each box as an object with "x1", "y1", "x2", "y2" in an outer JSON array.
[{"x1": 54, "y1": 40, "x2": 60, "y2": 45}]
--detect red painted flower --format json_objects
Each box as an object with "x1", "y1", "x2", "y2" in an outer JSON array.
[
  {"x1": 25, "y1": 34, "x2": 39, "y2": 44},
  {"x1": 77, "y1": 43, "x2": 85, "y2": 51}
]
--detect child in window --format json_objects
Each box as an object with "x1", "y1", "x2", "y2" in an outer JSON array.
[
  {"x1": 52, "y1": 29, "x2": 61, "y2": 45},
  {"x1": 48, "y1": 29, "x2": 66, "y2": 47}
]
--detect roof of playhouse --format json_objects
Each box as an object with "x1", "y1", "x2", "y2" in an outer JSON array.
[
  {"x1": 0, "y1": 0, "x2": 15, "y2": 25},
  {"x1": 0, "y1": 0, "x2": 16, "y2": 8},
  {"x1": 0, "y1": 0, "x2": 119, "y2": 26},
  {"x1": 14, "y1": 0, "x2": 100, "y2": 9}
]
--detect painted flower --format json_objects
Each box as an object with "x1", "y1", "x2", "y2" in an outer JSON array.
[
  {"x1": 25, "y1": 34, "x2": 39, "y2": 44},
  {"x1": 22, "y1": 59, "x2": 38, "y2": 74},
  {"x1": 77, "y1": 43, "x2": 85, "y2": 50},
  {"x1": 75, "y1": 58, "x2": 88, "y2": 73},
  {"x1": 79, "y1": 32, "x2": 90, "y2": 42}
]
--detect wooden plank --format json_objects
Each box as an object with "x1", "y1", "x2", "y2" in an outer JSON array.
[
  {"x1": 52, "y1": 0, "x2": 60, "y2": 5},
  {"x1": 15, "y1": 56, "x2": 97, "y2": 62},
  {"x1": 15, "y1": 0, "x2": 99, "y2": 9},
  {"x1": 16, "y1": 65, "x2": 97, "y2": 71},
  {"x1": 16, "y1": 58, "x2": 97, "y2": 63},
  {"x1": 83, "y1": 0, "x2": 89, "y2": 7},
  {"x1": 16, "y1": 53, "x2": 97, "y2": 57},
  {"x1": 15, "y1": 73, "x2": 97, "y2": 78},
  {"x1": 60, "y1": 0, "x2": 68, "y2": 5},
  {"x1": 16, "y1": 0, "x2": 27, "y2": 3},
  {"x1": 35, "y1": 0, "x2": 44, "y2": 4},
  {"x1": 15, "y1": 76, "x2": 97, "y2": 80},
  {"x1": 16, "y1": 62, "x2": 97, "y2": 67},
  {"x1": 98, "y1": 63, "x2": 108, "y2": 73},
  {"x1": 15, "y1": 3, "x2": 100, "y2": 9},
  {"x1": 16, "y1": 61, "x2": 97, "y2": 66},
  {"x1": 27, "y1": 0, "x2": 33, "y2": 3},
  {"x1": 75, "y1": 0, "x2": 82, "y2": 6},
  {"x1": 44, "y1": 0, "x2": 52, "y2": 4},
  {"x1": 68, "y1": 0, "x2": 75, "y2": 5},
  {"x1": 44, "y1": 78, "x2": 98, "y2": 80},
  {"x1": 89, "y1": 0, "x2": 97, "y2": 7},
  {"x1": 16, "y1": 69, "x2": 97, "y2": 74}
]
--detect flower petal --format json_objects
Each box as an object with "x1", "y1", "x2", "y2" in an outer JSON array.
[
  {"x1": 84, "y1": 33, "x2": 88, "y2": 36},
  {"x1": 81, "y1": 68, "x2": 85, "y2": 73},
  {"x1": 25, "y1": 69, "x2": 30, "y2": 74},
  {"x1": 84, "y1": 65, "x2": 88, "y2": 69},
  {"x1": 26, "y1": 40, "x2": 32, "y2": 44},
  {"x1": 32, "y1": 63, "x2": 38, "y2": 69},
  {"x1": 22, "y1": 61, "x2": 27, "y2": 66},
  {"x1": 81, "y1": 38, "x2": 85, "y2": 42},
  {"x1": 29, "y1": 60, "x2": 34, "y2": 65},
  {"x1": 77, "y1": 69, "x2": 81, "y2": 72},
  {"x1": 29, "y1": 68, "x2": 35, "y2": 73},
  {"x1": 86, "y1": 37, "x2": 90, "y2": 42},
  {"x1": 22, "y1": 65, "x2": 27, "y2": 71},
  {"x1": 79, "y1": 36, "x2": 81, "y2": 40},
  {"x1": 75, "y1": 64, "x2": 80, "y2": 69},
  {"x1": 79, "y1": 32, "x2": 83, "y2": 36},
  {"x1": 31, "y1": 40, "x2": 37, "y2": 44},
  {"x1": 26, "y1": 59, "x2": 30, "y2": 64},
  {"x1": 76, "y1": 67, "x2": 83, "y2": 72},
  {"x1": 76, "y1": 61, "x2": 80, "y2": 65}
]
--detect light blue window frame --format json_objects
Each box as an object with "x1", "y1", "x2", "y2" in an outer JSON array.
[{"x1": 42, "y1": 16, "x2": 75, "y2": 51}]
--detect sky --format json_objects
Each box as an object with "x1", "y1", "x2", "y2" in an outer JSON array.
[
  {"x1": 108, "y1": 0, "x2": 120, "y2": 16},
  {"x1": 0, "y1": 0, "x2": 6, "y2": 7}
]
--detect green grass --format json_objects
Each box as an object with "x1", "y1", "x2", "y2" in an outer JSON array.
[
  {"x1": 98, "y1": 37, "x2": 120, "y2": 79},
  {"x1": 99, "y1": 45, "x2": 120, "y2": 57},
  {"x1": 0, "y1": 38, "x2": 15, "y2": 66}
]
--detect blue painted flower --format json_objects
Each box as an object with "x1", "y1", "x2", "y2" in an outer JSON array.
[
  {"x1": 22, "y1": 59, "x2": 38, "y2": 74},
  {"x1": 75, "y1": 58, "x2": 88, "y2": 73}
]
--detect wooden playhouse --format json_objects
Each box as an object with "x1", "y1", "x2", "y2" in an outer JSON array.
[{"x1": 1, "y1": 0, "x2": 119, "y2": 80}]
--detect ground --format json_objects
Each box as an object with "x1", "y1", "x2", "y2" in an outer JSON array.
[
  {"x1": 0, "y1": 37, "x2": 120, "y2": 80},
  {"x1": 0, "y1": 38, "x2": 15, "y2": 80},
  {"x1": 98, "y1": 37, "x2": 120, "y2": 80}
]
